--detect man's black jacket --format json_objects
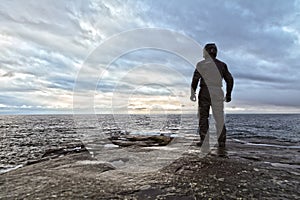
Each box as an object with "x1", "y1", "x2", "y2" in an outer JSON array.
[{"x1": 191, "y1": 58, "x2": 234, "y2": 97}]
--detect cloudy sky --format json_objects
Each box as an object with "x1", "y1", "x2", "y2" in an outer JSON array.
[{"x1": 1, "y1": 0, "x2": 300, "y2": 114}]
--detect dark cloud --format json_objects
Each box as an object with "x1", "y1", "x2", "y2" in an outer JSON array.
[
  {"x1": 46, "y1": 77, "x2": 75, "y2": 91},
  {"x1": 237, "y1": 72, "x2": 295, "y2": 84},
  {"x1": 1, "y1": 71, "x2": 14, "y2": 78},
  {"x1": 0, "y1": 94, "x2": 35, "y2": 107}
]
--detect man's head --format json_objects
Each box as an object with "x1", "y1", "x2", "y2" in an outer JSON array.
[{"x1": 203, "y1": 43, "x2": 217, "y2": 59}]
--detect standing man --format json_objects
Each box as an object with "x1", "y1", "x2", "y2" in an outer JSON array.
[{"x1": 190, "y1": 43, "x2": 234, "y2": 148}]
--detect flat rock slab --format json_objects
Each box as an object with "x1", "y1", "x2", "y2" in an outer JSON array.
[{"x1": 0, "y1": 140, "x2": 299, "y2": 199}]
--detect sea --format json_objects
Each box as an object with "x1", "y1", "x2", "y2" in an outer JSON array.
[{"x1": 0, "y1": 114, "x2": 300, "y2": 173}]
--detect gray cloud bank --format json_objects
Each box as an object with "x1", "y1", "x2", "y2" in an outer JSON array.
[{"x1": 1, "y1": 0, "x2": 300, "y2": 114}]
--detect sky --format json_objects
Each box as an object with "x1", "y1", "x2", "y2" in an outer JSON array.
[{"x1": 1, "y1": 0, "x2": 300, "y2": 114}]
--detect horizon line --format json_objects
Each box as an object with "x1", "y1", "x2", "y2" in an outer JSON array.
[{"x1": 1, "y1": 112, "x2": 300, "y2": 116}]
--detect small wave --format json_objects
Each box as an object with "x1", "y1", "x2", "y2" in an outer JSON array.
[
  {"x1": 264, "y1": 162, "x2": 300, "y2": 169},
  {"x1": 232, "y1": 139, "x2": 300, "y2": 149},
  {"x1": 0, "y1": 164, "x2": 23, "y2": 174}
]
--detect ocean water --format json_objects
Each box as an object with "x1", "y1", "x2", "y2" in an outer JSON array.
[
  {"x1": 0, "y1": 114, "x2": 299, "y2": 172},
  {"x1": 226, "y1": 114, "x2": 300, "y2": 143}
]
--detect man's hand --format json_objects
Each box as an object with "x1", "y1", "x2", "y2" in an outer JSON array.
[
  {"x1": 190, "y1": 93, "x2": 196, "y2": 102},
  {"x1": 225, "y1": 94, "x2": 231, "y2": 103}
]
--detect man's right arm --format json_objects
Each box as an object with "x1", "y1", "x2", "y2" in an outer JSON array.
[{"x1": 190, "y1": 68, "x2": 201, "y2": 101}]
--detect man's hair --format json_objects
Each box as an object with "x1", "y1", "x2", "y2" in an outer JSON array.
[{"x1": 204, "y1": 43, "x2": 217, "y2": 58}]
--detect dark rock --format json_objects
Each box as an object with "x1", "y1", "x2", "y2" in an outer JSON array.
[
  {"x1": 109, "y1": 134, "x2": 173, "y2": 147},
  {"x1": 241, "y1": 156, "x2": 261, "y2": 161},
  {"x1": 134, "y1": 188, "x2": 164, "y2": 199},
  {"x1": 26, "y1": 157, "x2": 51, "y2": 166},
  {"x1": 42, "y1": 143, "x2": 88, "y2": 158}
]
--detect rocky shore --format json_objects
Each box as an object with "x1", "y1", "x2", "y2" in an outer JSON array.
[{"x1": 0, "y1": 138, "x2": 299, "y2": 199}]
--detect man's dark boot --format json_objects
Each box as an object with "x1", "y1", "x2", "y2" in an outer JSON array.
[
  {"x1": 196, "y1": 140, "x2": 204, "y2": 147},
  {"x1": 218, "y1": 142, "x2": 226, "y2": 148},
  {"x1": 196, "y1": 135, "x2": 209, "y2": 150},
  {"x1": 217, "y1": 126, "x2": 226, "y2": 148}
]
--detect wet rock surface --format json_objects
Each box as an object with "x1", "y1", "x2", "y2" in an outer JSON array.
[{"x1": 0, "y1": 139, "x2": 299, "y2": 199}]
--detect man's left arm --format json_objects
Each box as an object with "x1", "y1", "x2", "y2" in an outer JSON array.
[{"x1": 223, "y1": 64, "x2": 234, "y2": 102}]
